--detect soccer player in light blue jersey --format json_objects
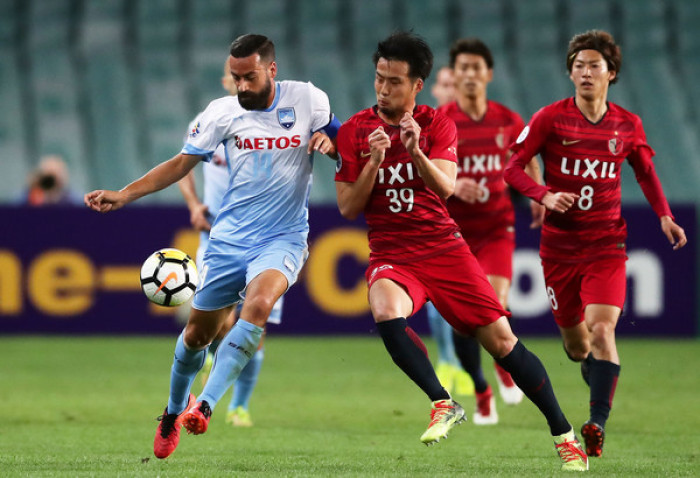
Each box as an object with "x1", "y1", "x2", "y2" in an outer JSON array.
[
  {"x1": 178, "y1": 59, "x2": 284, "y2": 428},
  {"x1": 85, "y1": 34, "x2": 341, "y2": 459}
]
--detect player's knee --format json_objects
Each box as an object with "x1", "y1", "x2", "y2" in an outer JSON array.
[
  {"x1": 242, "y1": 293, "x2": 276, "y2": 321},
  {"x1": 183, "y1": 326, "x2": 214, "y2": 350},
  {"x1": 563, "y1": 342, "x2": 590, "y2": 362},
  {"x1": 371, "y1": 304, "x2": 405, "y2": 322},
  {"x1": 589, "y1": 322, "x2": 616, "y2": 352}
]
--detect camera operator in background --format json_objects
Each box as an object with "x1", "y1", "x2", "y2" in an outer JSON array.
[{"x1": 20, "y1": 155, "x2": 81, "y2": 206}]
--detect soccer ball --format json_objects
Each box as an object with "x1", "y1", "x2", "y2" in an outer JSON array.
[{"x1": 140, "y1": 248, "x2": 198, "y2": 306}]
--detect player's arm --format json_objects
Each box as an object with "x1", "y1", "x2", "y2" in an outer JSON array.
[
  {"x1": 523, "y1": 156, "x2": 546, "y2": 227},
  {"x1": 505, "y1": 115, "x2": 577, "y2": 214},
  {"x1": 628, "y1": 144, "x2": 687, "y2": 250},
  {"x1": 308, "y1": 114, "x2": 342, "y2": 159},
  {"x1": 336, "y1": 126, "x2": 390, "y2": 220},
  {"x1": 177, "y1": 169, "x2": 211, "y2": 232},
  {"x1": 399, "y1": 112, "x2": 455, "y2": 199},
  {"x1": 85, "y1": 153, "x2": 202, "y2": 213}
]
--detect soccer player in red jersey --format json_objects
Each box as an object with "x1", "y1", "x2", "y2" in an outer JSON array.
[
  {"x1": 335, "y1": 31, "x2": 588, "y2": 471},
  {"x1": 504, "y1": 30, "x2": 687, "y2": 458},
  {"x1": 429, "y1": 38, "x2": 547, "y2": 423}
]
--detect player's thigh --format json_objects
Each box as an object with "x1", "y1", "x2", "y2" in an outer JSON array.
[
  {"x1": 474, "y1": 236, "x2": 515, "y2": 281},
  {"x1": 368, "y1": 278, "x2": 414, "y2": 322},
  {"x1": 581, "y1": 257, "x2": 626, "y2": 335},
  {"x1": 541, "y1": 259, "x2": 584, "y2": 328},
  {"x1": 193, "y1": 238, "x2": 247, "y2": 311},
  {"x1": 246, "y1": 235, "x2": 308, "y2": 294},
  {"x1": 428, "y1": 246, "x2": 507, "y2": 333},
  {"x1": 240, "y1": 269, "x2": 288, "y2": 326},
  {"x1": 486, "y1": 274, "x2": 511, "y2": 309}
]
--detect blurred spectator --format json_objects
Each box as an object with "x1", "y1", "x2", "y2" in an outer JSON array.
[
  {"x1": 430, "y1": 66, "x2": 456, "y2": 107},
  {"x1": 20, "y1": 155, "x2": 81, "y2": 206}
]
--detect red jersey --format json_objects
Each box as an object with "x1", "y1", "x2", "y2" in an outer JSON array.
[
  {"x1": 505, "y1": 98, "x2": 672, "y2": 262},
  {"x1": 437, "y1": 100, "x2": 525, "y2": 240},
  {"x1": 335, "y1": 105, "x2": 460, "y2": 262}
]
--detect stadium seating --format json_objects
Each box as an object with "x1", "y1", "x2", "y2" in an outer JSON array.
[
  {"x1": 0, "y1": 0, "x2": 698, "y2": 207},
  {"x1": 134, "y1": 0, "x2": 191, "y2": 201},
  {"x1": 28, "y1": 0, "x2": 91, "y2": 196}
]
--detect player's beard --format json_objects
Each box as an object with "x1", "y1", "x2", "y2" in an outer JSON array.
[{"x1": 238, "y1": 79, "x2": 273, "y2": 110}]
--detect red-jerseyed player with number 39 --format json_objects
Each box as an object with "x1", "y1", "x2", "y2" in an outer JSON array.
[
  {"x1": 336, "y1": 31, "x2": 588, "y2": 472},
  {"x1": 505, "y1": 30, "x2": 687, "y2": 459}
]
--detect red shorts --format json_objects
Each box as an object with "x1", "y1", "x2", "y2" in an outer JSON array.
[
  {"x1": 467, "y1": 235, "x2": 515, "y2": 280},
  {"x1": 541, "y1": 257, "x2": 627, "y2": 328},
  {"x1": 366, "y1": 243, "x2": 509, "y2": 335}
]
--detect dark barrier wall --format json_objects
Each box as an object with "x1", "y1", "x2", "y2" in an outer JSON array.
[{"x1": 0, "y1": 205, "x2": 695, "y2": 336}]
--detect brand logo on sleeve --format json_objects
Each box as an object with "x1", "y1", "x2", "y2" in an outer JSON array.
[
  {"x1": 278, "y1": 107, "x2": 296, "y2": 129},
  {"x1": 336, "y1": 154, "x2": 343, "y2": 173},
  {"x1": 189, "y1": 122, "x2": 200, "y2": 138},
  {"x1": 516, "y1": 126, "x2": 529, "y2": 144}
]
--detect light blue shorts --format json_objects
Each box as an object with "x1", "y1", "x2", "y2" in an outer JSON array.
[{"x1": 192, "y1": 234, "x2": 308, "y2": 312}]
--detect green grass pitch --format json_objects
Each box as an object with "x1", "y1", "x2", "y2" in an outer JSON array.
[{"x1": 0, "y1": 336, "x2": 698, "y2": 476}]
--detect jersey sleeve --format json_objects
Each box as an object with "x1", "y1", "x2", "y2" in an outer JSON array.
[
  {"x1": 428, "y1": 112, "x2": 458, "y2": 162},
  {"x1": 308, "y1": 83, "x2": 334, "y2": 133},
  {"x1": 335, "y1": 121, "x2": 362, "y2": 183},
  {"x1": 181, "y1": 100, "x2": 229, "y2": 162},
  {"x1": 626, "y1": 115, "x2": 673, "y2": 219},
  {"x1": 504, "y1": 106, "x2": 552, "y2": 202}
]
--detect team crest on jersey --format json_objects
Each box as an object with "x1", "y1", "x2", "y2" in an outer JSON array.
[
  {"x1": 495, "y1": 130, "x2": 505, "y2": 149},
  {"x1": 278, "y1": 107, "x2": 296, "y2": 129},
  {"x1": 336, "y1": 153, "x2": 343, "y2": 173},
  {"x1": 608, "y1": 138, "x2": 623, "y2": 155},
  {"x1": 189, "y1": 122, "x2": 200, "y2": 138}
]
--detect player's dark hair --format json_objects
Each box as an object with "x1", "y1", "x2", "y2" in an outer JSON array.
[
  {"x1": 566, "y1": 30, "x2": 621, "y2": 84},
  {"x1": 449, "y1": 38, "x2": 494, "y2": 69},
  {"x1": 230, "y1": 34, "x2": 275, "y2": 62},
  {"x1": 373, "y1": 31, "x2": 433, "y2": 80}
]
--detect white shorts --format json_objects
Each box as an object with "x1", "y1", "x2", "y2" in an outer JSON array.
[{"x1": 192, "y1": 233, "x2": 308, "y2": 311}]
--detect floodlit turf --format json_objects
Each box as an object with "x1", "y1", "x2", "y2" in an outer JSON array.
[{"x1": 0, "y1": 336, "x2": 698, "y2": 476}]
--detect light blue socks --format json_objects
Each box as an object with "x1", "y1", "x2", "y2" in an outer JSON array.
[
  {"x1": 230, "y1": 348, "x2": 264, "y2": 411},
  {"x1": 199, "y1": 319, "x2": 264, "y2": 410},
  {"x1": 167, "y1": 331, "x2": 207, "y2": 415}
]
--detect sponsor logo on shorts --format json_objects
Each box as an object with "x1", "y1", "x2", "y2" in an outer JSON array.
[{"x1": 370, "y1": 264, "x2": 394, "y2": 278}]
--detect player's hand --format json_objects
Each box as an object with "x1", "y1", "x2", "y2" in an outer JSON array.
[
  {"x1": 399, "y1": 112, "x2": 421, "y2": 155},
  {"x1": 660, "y1": 215, "x2": 687, "y2": 250},
  {"x1": 189, "y1": 203, "x2": 211, "y2": 232},
  {"x1": 453, "y1": 177, "x2": 484, "y2": 204},
  {"x1": 368, "y1": 126, "x2": 391, "y2": 166},
  {"x1": 541, "y1": 191, "x2": 579, "y2": 213},
  {"x1": 530, "y1": 200, "x2": 545, "y2": 228},
  {"x1": 307, "y1": 131, "x2": 337, "y2": 157},
  {"x1": 84, "y1": 189, "x2": 128, "y2": 213}
]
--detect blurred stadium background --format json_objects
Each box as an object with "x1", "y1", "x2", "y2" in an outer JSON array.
[{"x1": 0, "y1": 0, "x2": 698, "y2": 335}]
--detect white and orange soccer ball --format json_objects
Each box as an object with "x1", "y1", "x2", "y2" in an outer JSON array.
[{"x1": 140, "y1": 248, "x2": 198, "y2": 306}]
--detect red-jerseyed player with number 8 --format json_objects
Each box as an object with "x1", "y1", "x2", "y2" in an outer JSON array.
[{"x1": 505, "y1": 30, "x2": 687, "y2": 459}]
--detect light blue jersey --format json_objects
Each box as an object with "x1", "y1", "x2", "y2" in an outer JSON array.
[
  {"x1": 183, "y1": 81, "x2": 333, "y2": 246},
  {"x1": 184, "y1": 81, "x2": 332, "y2": 310}
]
